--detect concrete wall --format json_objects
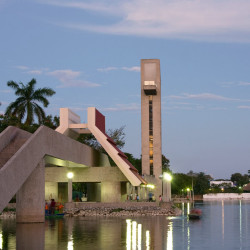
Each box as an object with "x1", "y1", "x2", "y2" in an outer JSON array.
[
  {"x1": 204, "y1": 193, "x2": 250, "y2": 200},
  {"x1": 101, "y1": 182, "x2": 121, "y2": 202},
  {"x1": 16, "y1": 160, "x2": 45, "y2": 223},
  {"x1": 45, "y1": 166, "x2": 127, "y2": 183},
  {"x1": 45, "y1": 182, "x2": 58, "y2": 201}
]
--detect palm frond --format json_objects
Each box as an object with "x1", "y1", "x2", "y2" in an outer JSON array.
[{"x1": 33, "y1": 103, "x2": 46, "y2": 124}]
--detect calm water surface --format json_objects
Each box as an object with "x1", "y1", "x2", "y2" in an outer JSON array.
[{"x1": 0, "y1": 200, "x2": 250, "y2": 249}]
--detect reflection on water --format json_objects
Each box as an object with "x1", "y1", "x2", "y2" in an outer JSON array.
[
  {"x1": 222, "y1": 200, "x2": 224, "y2": 240},
  {"x1": 0, "y1": 232, "x2": 2, "y2": 249},
  {"x1": 167, "y1": 222, "x2": 173, "y2": 250},
  {"x1": 1, "y1": 200, "x2": 250, "y2": 249},
  {"x1": 145, "y1": 230, "x2": 150, "y2": 250}
]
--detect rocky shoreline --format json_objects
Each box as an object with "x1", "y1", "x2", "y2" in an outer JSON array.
[
  {"x1": 0, "y1": 202, "x2": 182, "y2": 219},
  {"x1": 0, "y1": 211, "x2": 16, "y2": 219},
  {"x1": 65, "y1": 205, "x2": 181, "y2": 217}
]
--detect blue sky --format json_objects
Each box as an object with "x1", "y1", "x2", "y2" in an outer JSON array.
[{"x1": 1, "y1": 0, "x2": 250, "y2": 179}]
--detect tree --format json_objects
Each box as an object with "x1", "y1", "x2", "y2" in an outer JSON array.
[
  {"x1": 162, "y1": 155, "x2": 170, "y2": 172},
  {"x1": 42, "y1": 115, "x2": 60, "y2": 130},
  {"x1": 171, "y1": 173, "x2": 192, "y2": 195},
  {"x1": 5, "y1": 78, "x2": 55, "y2": 126},
  {"x1": 77, "y1": 126, "x2": 126, "y2": 153},
  {"x1": 231, "y1": 173, "x2": 249, "y2": 187},
  {"x1": 125, "y1": 153, "x2": 142, "y2": 174},
  {"x1": 193, "y1": 172, "x2": 210, "y2": 195}
]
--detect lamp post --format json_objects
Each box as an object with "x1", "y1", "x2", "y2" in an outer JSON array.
[
  {"x1": 67, "y1": 172, "x2": 74, "y2": 203},
  {"x1": 163, "y1": 172, "x2": 172, "y2": 202},
  {"x1": 187, "y1": 188, "x2": 191, "y2": 200}
]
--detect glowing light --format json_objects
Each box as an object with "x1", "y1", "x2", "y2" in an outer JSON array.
[
  {"x1": 126, "y1": 219, "x2": 132, "y2": 250},
  {"x1": 67, "y1": 235, "x2": 73, "y2": 250},
  {"x1": 182, "y1": 202, "x2": 185, "y2": 216},
  {"x1": 167, "y1": 222, "x2": 173, "y2": 250},
  {"x1": 187, "y1": 202, "x2": 190, "y2": 215},
  {"x1": 146, "y1": 230, "x2": 150, "y2": 250},
  {"x1": 221, "y1": 187, "x2": 224, "y2": 192},
  {"x1": 132, "y1": 221, "x2": 137, "y2": 250},
  {"x1": 163, "y1": 173, "x2": 172, "y2": 181},
  {"x1": 187, "y1": 188, "x2": 190, "y2": 192},
  {"x1": 187, "y1": 225, "x2": 190, "y2": 250},
  {"x1": 138, "y1": 224, "x2": 142, "y2": 250},
  {"x1": 0, "y1": 232, "x2": 2, "y2": 250},
  {"x1": 67, "y1": 172, "x2": 74, "y2": 179},
  {"x1": 147, "y1": 184, "x2": 155, "y2": 189}
]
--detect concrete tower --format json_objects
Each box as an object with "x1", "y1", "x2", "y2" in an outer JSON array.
[{"x1": 141, "y1": 59, "x2": 162, "y2": 197}]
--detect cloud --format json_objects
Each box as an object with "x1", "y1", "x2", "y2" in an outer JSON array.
[
  {"x1": 97, "y1": 67, "x2": 118, "y2": 72},
  {"x1": 221, "y1": 81, "x2": 250, "y2": 87},
  {"x1": 121, "y1": 66, "x2": 140, "y2": 72},
  {"x1": 27, "y1": 70, "x2": 43, "y2": 75},
  {"x1": 238, "y1": 105, "x2": 250, "y2": 109},
  {"x1": 238, "y1": 81, "x2": 250, "y2": 86},
  {"x1": 100, "y1": 103, "x2": 140, "y2": 112},
  {"x1": 97, "y1": 66, "x2": 140, "y2": 72},
  {"x1": 15, "y1": 65, "x2": 29, "y2": 70},
  {"x1": 168, "y1": 93, "x2": 241, "y2": 101},
  {"x1": 47, "y1": 69, "x2": 100, "y2": 88},
  {"x1": 42, "y1": 0, "x2": 250, "y2": 43}
]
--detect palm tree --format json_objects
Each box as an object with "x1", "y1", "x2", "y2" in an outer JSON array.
[{"x1": 5, "y1": 78, "x2": 55, "y2": 126}]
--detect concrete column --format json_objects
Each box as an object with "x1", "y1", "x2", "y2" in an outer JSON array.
[
  {"x1": 68, "y1": 179, "x2": 72, "y2": 202},
  {"x1": 16, "y1": 223, "x2": 45, "y2": 250},
  {"x1": 163, "y1": 180, "x2": 171, "y2": 202},
  {"x1": 101, "y1": 182, "x2": 121, "y2": 202},
  {"x1": 16, "y1": 160, "x2": 45, "y2": 223}
]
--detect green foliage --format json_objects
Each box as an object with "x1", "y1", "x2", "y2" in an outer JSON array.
[
  {"x1": 72, "y1": 183, "x2": 87, "y2": 192},
  {"x1": 231, "y1": 173, "x2": 249, "y2": 187},
  {"x1": 41, "y1": 115, "x2": 60, "y2": 129},
  {"x1": 3, "y1": 207, "x2": 16, "y2": 212},
  {"x1": 171, "y1": 171, "x2": 211, "y2": 195},
  {"x1": 193, "y1": 172, "x2": 210, "y2": 195},
  {"x1": 0, "y1": 113, "x2": 60, "y2": 134},
  {"x1": 78, "y1": 126, "x2": 126, "y2": 153},
  {"x1": 171, "y1": 173, "x2": 192, "y2": 195},
  {"x1": 162, "y1": 155, "x2": 170, "y2": 173},
  {"x1": 5, "y1": 78, "x2": 55, "y2": 126},
  {"x1": 124, "y1": 153, "x2": 142, "y2": 174}
]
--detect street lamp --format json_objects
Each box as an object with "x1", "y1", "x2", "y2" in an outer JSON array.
[
  {"x1": 187, "y1": 188, "x2": 191, "y2": 200},
  {"x1": 67, "y1": 172, "x2": 74, "y2": 202}
]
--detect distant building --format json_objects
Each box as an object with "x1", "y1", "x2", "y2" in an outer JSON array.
[{"x1": 210, "y1": 180, "x2": 234, "y2": 187}]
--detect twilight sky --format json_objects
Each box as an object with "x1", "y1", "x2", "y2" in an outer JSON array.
[{"x1": 1, "y1": 0, "x2": 250, "y2": 179}]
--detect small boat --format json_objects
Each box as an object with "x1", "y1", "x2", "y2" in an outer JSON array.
[
  {"x1": 45, "y1": 213, "x2": 64, "y2": 218},
  {"x1": 188, "y1": 208, "x2": 202, "y2": 219}
]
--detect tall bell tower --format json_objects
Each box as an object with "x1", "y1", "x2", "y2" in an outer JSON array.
[{"x1": 141, "y1": 59, "x2": 162, "y2": 195}]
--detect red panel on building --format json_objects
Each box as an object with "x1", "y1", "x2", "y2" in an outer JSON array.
[{"x1": 95, "y1": 109, "x2": 106, "y2": 133}]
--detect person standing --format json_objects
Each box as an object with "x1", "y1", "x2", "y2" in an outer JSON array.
[{"x1": 50, "y1": 199, "x2": 56, "y2": 215}]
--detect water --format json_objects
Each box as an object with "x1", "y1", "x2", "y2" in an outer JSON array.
[{"x1": 1, "y1": 200, "x2": 250, "y2": 249}]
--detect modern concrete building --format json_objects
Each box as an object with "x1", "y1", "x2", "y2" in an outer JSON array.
[
  {"x1": 141, "y1": 59, "x2": 164, "y2": 200},
  {"x1": 0, "y1": 107, "x2": 147, "y2": 223}
]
